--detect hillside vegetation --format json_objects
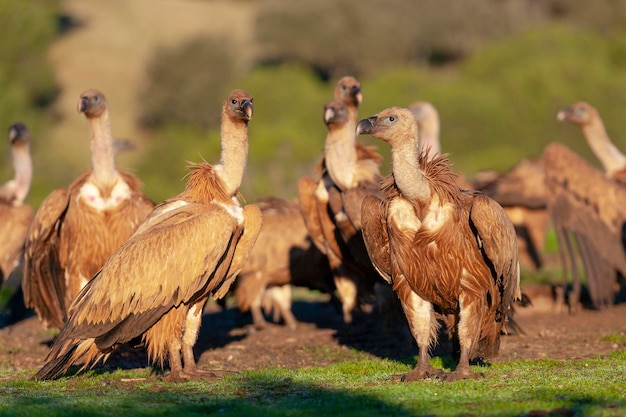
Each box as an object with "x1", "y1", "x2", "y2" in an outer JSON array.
[{"x1": 3, "y1": 0, "x2": 626, "y2": 203}]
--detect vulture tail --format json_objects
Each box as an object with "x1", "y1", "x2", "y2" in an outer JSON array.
[{"x1": 34, "y1": 338, "x2": 98, "y2": 380}]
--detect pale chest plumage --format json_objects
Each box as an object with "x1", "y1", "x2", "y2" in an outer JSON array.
[
  {"x1": 388, "y1": 194, "x2": 454, "y2": 239},
  {"x1": 78, "y1": 180, "x2": 131, "y2": 211}
]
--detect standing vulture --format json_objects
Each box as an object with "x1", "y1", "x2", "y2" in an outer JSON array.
[
  {"x1": 0, "y1": 123, "x2": 34, "y2": 284},
  {"x1": 358, "y1": 107, "x2": 520, "y2": 381},
  {"x1": 297, "y1": 76, "x2": 384, "y2": 324},
  {"x1": 22, "y1": 89, "x2": 154, "y2": 330},
  {"x1": 34, "y1": 89, "x2": 262, "y2": 381},
  {"x1": 549, "y1": 101, "x2": 626, "y2": 309},
  {"x1": 232, "y1": 197, "x2": 333, "y2": 330}
]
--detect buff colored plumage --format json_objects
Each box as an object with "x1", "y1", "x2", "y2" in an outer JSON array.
[
  {"x1": 297, "y1": 76, "x2": 384, "y2": 324},
  {"x1": 22, "y1": 89, "x2": 154, "y2": 329},
  {"x1": 35, "y1": 89, "x2": 261, "y2": 382},
  {"x1": 0, "y1": 123, "x2": 34, "y2": 284}
]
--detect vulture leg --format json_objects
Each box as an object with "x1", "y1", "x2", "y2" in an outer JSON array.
[
  {"x1": 180, "y1": 301, "x2": 208, "y2": 376},
  {"x1": 327, "y1": 250, "x2": 358, "y2": 325},
  {"x1": 250, "y1": 278, "x2": 269, "y2": 330},
  {"x1": 263, "y1": 285, "x2": 298, "y2": 330},
  {"x1": 395, "y1": 278, "x2": 443, "y2": 381},
  {"x1": 444, "y1": 290, "x2": 486, "y2": 381}
]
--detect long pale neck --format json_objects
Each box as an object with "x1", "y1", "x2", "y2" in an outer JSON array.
[
  {"x1": 324, "y1": 115, "x2": 357, "y2": 190},
  {"x1": 12, "y1": 141, "x2": 32, "y2": 204},
  {"x1": 581, "y1": 121, "x2": 626, "y2": 175},
  {"x1": 88, "y1": 110, "x2": 118, "y2": 186},
  {"x1": 216, "y1": 115, "x2": 248, "y2": 197},
  {"x1": 391, "y1": 137, "x2": 431, "y2": 203}
]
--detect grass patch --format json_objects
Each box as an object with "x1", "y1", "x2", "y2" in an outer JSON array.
[{"x1": 1, "y1": 351, "x2": 624, "y2": 416}]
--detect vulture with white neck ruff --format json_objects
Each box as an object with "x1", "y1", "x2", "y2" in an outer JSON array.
[
  {"x1": 34, "y1": 89, "x2": 261, "y2": 381},
  {"x1": 22, "y1": 89, "x2": 154, "y2": 329}
]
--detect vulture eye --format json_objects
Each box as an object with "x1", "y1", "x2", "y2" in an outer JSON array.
[
  {"x1": 389, "y1": 116, "x2": 395, "y2": 122},
  {"x1": 231, "y1": 99, "x2": 238, "y2": 105}
]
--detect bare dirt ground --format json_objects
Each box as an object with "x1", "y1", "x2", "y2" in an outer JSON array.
[{"x1": 0, "y1": 283, "x2": 625, "y2": 380}]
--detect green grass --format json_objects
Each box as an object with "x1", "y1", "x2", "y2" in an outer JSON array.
[{"x1": 1, "y1": 351, "x2": 624, "y2": 417}]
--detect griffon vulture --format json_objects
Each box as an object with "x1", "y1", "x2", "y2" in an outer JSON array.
[
  {"x1": 0, "y1": 123, "x2": 34, "y2": 284},
  {"x1": 358, "y1": 107, "x2": 520, "y2": 381},
  {"x1": 34, "y1": 89, "x2": 261, "y2": 381},
  {"x1": 233, "y1": 197, "x2": 333, "y2": 330},
  {"x1": 297, "y1": 76, "x2": 384, "y2": 324},
  {"x1": 22, "y1": 89, "x2": 154, "y2": 330}
]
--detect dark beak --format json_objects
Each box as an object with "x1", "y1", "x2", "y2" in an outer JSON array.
[
  {"x1": 356, "y1": 116, "x2": 377, "y2": 136},
  {"x1": 77, "y1": 96, "x2": 89, "y2": 113},
  {"x1": 242, "y1": 100, "x2": 254, "y2": 120},
  {"x1": 353, "y1": 87, "x2": 363, "y2": 105},
  {"x1": 323, "y1": 106, "x2": 336, "y2": 124},
  {"x1": 556, "y1": 107, "x2": 571, "y2": 121}
]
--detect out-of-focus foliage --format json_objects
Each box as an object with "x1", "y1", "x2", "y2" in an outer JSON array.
[
  {"x1": 134, "y1": 0, "x2": 626, "y2": 203},
  {"x1": 0, "y1": 0, "x2": 60, "y2": 205},
  {"x1": 255, "y1": 0, "x2": 545, "y2": 79},
  {"x1": 361, "y1": 25, "x2": 626, "y2": 176},
  {"x1": 138, "y1": 64, "x2": 330, "y2": 202},
  {"x1": 139, "y1": 36, "x2": 250, "y2": 129}
]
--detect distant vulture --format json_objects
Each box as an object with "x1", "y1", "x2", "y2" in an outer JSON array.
[
  {"x1": 232, "y1": 197, "x2": 333, "y2": 330},
  {"x1": 298, "y1": 76, "x2": 384, "y2": 324},
  {"x1": 22, "y1": 89, "x2": 154, "y2": 329},
  {"x1": 0, "y1": 123, "x2": 34, "y2": 284},
  {"x1": 358, "y1": 107, "x2": 520, "y2": 381},
  {"x1": 35, "y1": 89, "x2": 262, "y2": 381}
]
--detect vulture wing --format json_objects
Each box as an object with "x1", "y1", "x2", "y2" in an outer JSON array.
[
  {"x1": 0, "y1": 204, "x2": 33, "y2": 282},
  {"x1": 22, "y1": 188, "x2": 70, "y2": 328},
  {"x1": 468, "y1": 191, "x2": 521, "y2": 301},
  {"x1": 62, "y1": 199, "x2": 241, "y2": 344},
  {"x1": 361, "y1": 194, "x2": 392, "y2": 284},
  {"x1": 297, "y1": 176, "x2": 328, "y2": 255}
]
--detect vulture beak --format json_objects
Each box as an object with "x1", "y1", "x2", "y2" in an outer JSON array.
[
  {"x1": 323, "y1": 106, "x2": 336, "y2": 124},
  {"x1": 242, "y1": 100, "x2": 254, "y2": 121},
  {"x1": 77, "y1": 96, "x2": 89, "y2": 114},
  {"x1": 354, "y1": 88, "x2": 363, "y2": 105},
  {"x1": 356, "y1": 116, "x2": 377, "y2": 136},
  {"x1": 8, "y1": 126, "x2": 18, "y2": 143},
  {"x1": 556, "y1": 108, "x2": 570, "y2": 121}
]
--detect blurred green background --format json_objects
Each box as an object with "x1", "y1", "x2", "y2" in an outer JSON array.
[{"x1": 2, "y1": 0, "x2": 626, "y2": 206}]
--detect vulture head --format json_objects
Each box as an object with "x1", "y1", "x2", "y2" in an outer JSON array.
[
  {"x1": 557, "y1": 101, "x2": 597, "y2": 126},
  {"x1": 334, "y1": 76, "x2": 362, "y2": 107},
  {"x1": 408, "y1": 101, "x2": 439, "y2": 126},
  {"x1": 77, "y1": 89, "x2": 108, "y2": 118},
  {"x1": 323, "y1": 100, "x2": 349, "y2": 129},
  {"x1": 8, "y1": 122, "x2": 29, "y2": 145},
  {"x1": 356, "y1": 107, "x2": 418, "y2": 146},
  {"x1": 225, "y1": 89, "x2": 254, "y2": 124}
]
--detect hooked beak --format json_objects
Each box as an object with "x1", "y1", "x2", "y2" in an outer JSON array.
[
  {"x1": 356, "y1": 116, "x2": 377, "y2": 136},
  {"x1": 242, "y1": 100, "x2": 254, "y2": 120},
  {"x1": 77, "y1": 96, "x2": 89, "y2": 113},
  {"x1": 556, "y1": 108, "x2": 570, "y2": 121},
  {"x1": 354, "y1": 88, "x2": 363, "y2": 105},
  {"x1": 323, "y1": 106, "x2": 336, "y2": 124}
]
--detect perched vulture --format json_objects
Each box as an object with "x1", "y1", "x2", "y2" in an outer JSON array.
[
  {"x1": 0, "y1": 123, "x2": 34, "y2": 284},
  {"x1": 22, "y1": 89, "x2": 155, "y2": 330},
  {"x1": 232, "y1": 197, "x2": 333, "y2": 330},
  {"x1": 34, "y1": 89, "x2": 262, "y2": 381},
  {"x1": 297, "y1": 76, "x2": 384, "y2": 324},
  {"x1": 357, "y1": 107, "x2": 520, "y2": 381}
]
